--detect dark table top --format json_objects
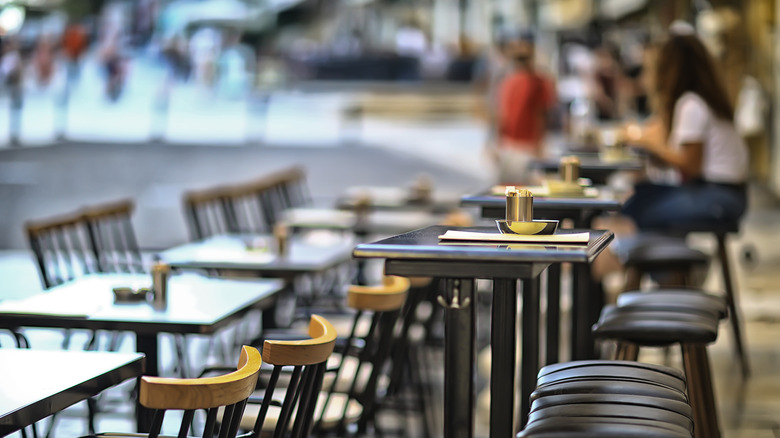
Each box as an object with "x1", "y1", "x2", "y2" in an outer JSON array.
[
  {"x1": 531, "y1": 152, "x2": 643, "y2": 185},
  {"x1": 0, "y1": 273, "x2": 283, "y2": 334},
  {"x1": 282, "y1": 207, "x2": 440, "y2": 236},
  {"x1": 335, "y1": 185, "x2": 462, "y2": 214},
  {"x1": 159, "y1": 233, "x2": 355, "y2": 275},
  {"x1": 461, "y1": 192, "x2": 622, "y2": 215},
  {"x1": 0, "y1": 349, "x2": 144, "y2": 436},
  {"x1": 353, "y1": 225, "x2": 613, "y2": 279}
]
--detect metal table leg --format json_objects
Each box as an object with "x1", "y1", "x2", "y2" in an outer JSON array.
[
  {"x1": 519, "y1": 278, "x2": 541, "y2": 429},
  {"x1": 545, "y1": 264, "x2": 561, "y2": 365},
  {"x1": 440, "y1": 278, "x2": 476, "y2": 438},
  {"x1": 491, "y1": 279, "x2": 517, "y2": 437},
  {"x1": 135, "y1": 333, "x2": 158, "y2": 432}
]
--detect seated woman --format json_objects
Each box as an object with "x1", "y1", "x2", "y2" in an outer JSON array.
[{"x1": 623, "y1": 31, "x2": 749, "y2": 231}]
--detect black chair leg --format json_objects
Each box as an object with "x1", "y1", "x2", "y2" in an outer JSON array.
[
  {"x1": 682, "y1": 343, "x2": 721, "y2": 438},
  {"x1": 716, "y1": 234, "x2": 750, "y2": 378}
]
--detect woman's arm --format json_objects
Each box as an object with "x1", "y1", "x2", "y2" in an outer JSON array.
[{"x1": 627, "y1": 118, "x2": 704, "y2": 179}]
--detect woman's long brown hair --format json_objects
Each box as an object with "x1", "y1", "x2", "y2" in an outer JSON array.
[{"x1": 652, "y1": 34, "x2": 734, "y2": 138}]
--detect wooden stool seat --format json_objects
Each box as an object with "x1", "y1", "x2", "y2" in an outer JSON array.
[
  {"x1": 595, "y1": 307, "x2": 720, "y2": 345},
  {"x1": 592, "y1": 306, "x2": 722, "y2": 438},
  {"x1": 617, "y1": 290, "x2": 727, "y2": 319},
  {"x1": 531, "y1": 378, "x2": 688, "y2": 403},
  {"x1": 518, "y1": 417, "x2": 693, "y2": 437},
  {"x1": 537, "y1": 360, "x2": 687, "y2": 394}
]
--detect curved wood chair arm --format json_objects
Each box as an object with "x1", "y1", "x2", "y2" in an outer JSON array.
[
  {"x1": 347, "y1": 275, "x2": 411, "y2": 312},
  {"x1": 81, "y1": 199, "x2": 135, "y2": 218},
  {"x1": 140, "y1": 345, "x2": 262, "y2": 410},
  {"x1": 263, "y1": 314, "x2": 337, "y2": 366}
]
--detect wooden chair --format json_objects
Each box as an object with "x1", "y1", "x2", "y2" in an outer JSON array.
[
  {"x1": 236, "y1": 277, "x2": 409, "y2": 437},
  {"x1": 312, "y1": 275, "x2": 410, "y2": 436},
  {"x1": 87, "y1": 345, "x2": 262, "y2": 438},
  {"x1": 236, "y1": 314, "x2": 337, "y2": 438},
  {"x1": 183, "y1": 186, "x2": 239, "y2": 241},
  {"x1": 82, "y1": 199, "x2": 144, "y2": 274},
  {"x1": 25, "y1": 209, "x2": 101, "y2": 289}
]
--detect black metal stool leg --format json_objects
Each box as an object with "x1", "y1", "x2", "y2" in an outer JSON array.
[
  {"x1": 682, "y1": 343, "x2": 721, "y2": 438},
  {"x1": 715, "y1": 234, "x2": 750, "y2": 378}
]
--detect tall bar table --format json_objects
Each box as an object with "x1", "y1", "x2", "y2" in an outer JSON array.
[
  {"x1": 461, "y1": 192, "x2": 621, "y2": 362},
  {"x1": 352, "y1": 225, "x2": 613, "y2": 438}
]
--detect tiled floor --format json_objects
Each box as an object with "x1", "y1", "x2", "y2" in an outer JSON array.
[{"x1": 2, "y1": 89, "x2": 779, "y2": 436}]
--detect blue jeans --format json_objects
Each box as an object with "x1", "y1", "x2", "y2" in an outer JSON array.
[{"x1": 622, "y1": 182, "x2": 747, "y2": 231}]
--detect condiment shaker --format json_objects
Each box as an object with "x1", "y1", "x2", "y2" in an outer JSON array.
[
  {"x1": 505, "y1": 186, "x2": 533, "y2": 222},
  {"x1": 274, "y1": 223, "x2": 289, "y2": 257},
  {"x1": 151, "y1": 261, "x2": 170, "y2": 311},
  {"x1": 559, "y1": 156, "x2": 581, "y2": 184}
]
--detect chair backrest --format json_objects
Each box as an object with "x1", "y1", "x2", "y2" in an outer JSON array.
[
  {"x1": 140, "y1": 345, "x2": 262, "y2": 438},
  {"x1": 245, "y1": 166, "x2": 310, "y2": 232},
  {"x1": 184, "y1": 185, "x2": 242, "y2": 240},
  {"x1": 82, "y1": 199, "x2": 143, "y2": 273},
  {"x1": 183, "y1": 167, "x2": 310, "y2": 240},
  {"x1": 316, "y1": 275, "x2": 411, "y2": 435},
  {"x1": 252, "y1": 314, "x2": 337, "y2": 438},
  {"x1": 25, "y1": 210, "x2": 100, "y2": 288}
]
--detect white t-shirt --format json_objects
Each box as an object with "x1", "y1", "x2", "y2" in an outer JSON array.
[{"x1": 670, "y1": 92, "x2": 748, "y2": 183}]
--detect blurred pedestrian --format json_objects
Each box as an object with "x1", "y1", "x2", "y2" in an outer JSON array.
[
  {"x1": 99, "y1": 35, "x2": 126, "y2": 101},
  {"x1": 62, "y1": 21, "x2": 89, "y2": 87},
  {"x1": 491, "y1": 33, "x2": 556, "y2": 185},
  {"x1": 1, "y1": 38, "x2": 24, "y2": 145},
  {"x1": 33, "y1": 34, "x2": 56, "y2": 88}
]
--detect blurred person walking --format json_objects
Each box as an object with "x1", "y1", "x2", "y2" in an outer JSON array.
[
  {"x1": 491, "y1": 33, "x2": 556, "y2": 185},
  {"x1": 32, "y1": 34, "x2": 56, "y2": 88},
  {"x1": 623, "y1": 32, "x2": 748, "y2": 230},
  {"x1": 62, "y1": 21, "x2": 89, "y2": 87},
  {"x1": 1, "y1": 38, "x2": 24, "y2": 145},
  {"x1": 99, "y1": 34, "x2": 127, "y2": 101}
]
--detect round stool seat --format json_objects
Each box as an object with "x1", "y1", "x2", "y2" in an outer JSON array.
[
  {"x1": 518, "y1": 417, "x2": 693, "y2": 438},
  {"x1": 624, "y1": 234, "x2": 710, "y2": 268},
  {"x1": 530, "y1": 394, "x2": 693, "y2": 419},
  {"x1": 593, "y1": 308, "x2": 720, "y2": 346},
  {"x1": 537, "y1": 360, "x2": 687, "y2": 393},
  {"x1": 526, "y1": 403, "x2": 694, "y2": 432},
  {"x1": 618, "y1": 290, "x2": 727, "y2": 319},
  {"x1": 531, "y1": 378, "x2": 688, "y2": 403}
]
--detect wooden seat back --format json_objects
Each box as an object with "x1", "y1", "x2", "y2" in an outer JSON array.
[
  {"x1": 139, "y1": 345, "x2": 262, "y2": 438},
  {"x1": 82, "y1": 199, "x2": 143, "y2": 273},
  {"x1": 25, "y1": 210, "x2": 100, "y2": 288},
  {"x1": 250, "y1": 314, "x2": 337, "y2": 438}
]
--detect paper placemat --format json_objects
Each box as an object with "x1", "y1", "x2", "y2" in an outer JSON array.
[{"x1": 438, "y1": 230, "x2": 590, "y2": 244}]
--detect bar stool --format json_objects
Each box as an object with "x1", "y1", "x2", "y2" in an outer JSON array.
[
  {"x1": 592, "y1": 306, "x2": 722, "y2": 438},
  {"x1": 622, "y1": 235, "x2": 710, "y2": 291},
  {"x1": 623, "y1": 227, "x2": 749, "y2": 378},
  {"x1": 518, "y1": 360, "x2": 694, "y2": 438}
]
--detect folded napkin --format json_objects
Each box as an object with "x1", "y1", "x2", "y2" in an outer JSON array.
[{"x1": 438, "y1": 230, "x2": 590, "y2": 244}]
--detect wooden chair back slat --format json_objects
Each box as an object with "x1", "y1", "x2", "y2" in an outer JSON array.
[
  {"x1": 251, "y1": 315, "x2": 336, "y2": 438},
  {"x1": 26, "y1": 212, "x2": 99, "y2": 288},
  {"x1": 182, "y1": 166, "x2": 311, "y2": 240},
  {"x1": 83, "y1": 200, "x2": 143, "y2": 273},
  {"x1": 138, "y1": 346, "x2": 261, "y2": 438}
]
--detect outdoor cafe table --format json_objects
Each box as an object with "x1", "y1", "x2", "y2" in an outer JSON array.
[
  {"x1": 531, "y1": 152, "x2": 643, "y2": 185},
  {"x1": 352, "y1": 225, "x2": 614, "y2": 438},
  {"x1": 335, "y1": 185, "x2": 462, "y2": 214},
  {"x1": 0, "y1": 273, "x2": 283, "y2": 431},
  {"x1": 461, "y1": 190, "x2": 622, "y2": 362},
  {"x1": 282, "y1": 207, "x2": 440, "y2": 236},
  {"x1": 0, "y1": 349, "x2": 144, "y2": 436}
]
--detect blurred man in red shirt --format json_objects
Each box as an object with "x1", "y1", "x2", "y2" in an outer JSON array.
[{"x1": 494, "y1": 34, "x2": 556, "y2": 184}]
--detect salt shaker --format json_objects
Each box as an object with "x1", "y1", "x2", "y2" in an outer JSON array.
[
  {"x1": 559, "y1": 156, "x2": 581, "y2": 184},
  {"x1": 274, "y1": 223, "x2": 289, "y2": 257},
  {"x1": 151, "y1": 261, "x2": 170, "y2": 311},
  {"x1": 505, "y1": 186, "x2": 533, "y2": 222}
]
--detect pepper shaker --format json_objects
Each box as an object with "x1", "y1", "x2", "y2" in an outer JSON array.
[
  {"x1": 274, "y1": 223, "x2": 289, "y2": 257},
  {"x1": 151, "y1": 261, "x2": 170, "y2": 311},
  {"x1": 505, "y1": 186, "x2": 533, "y2": 222},
  {"x1": 559, "y1": 156, "x2": 581, "y2": 184}
]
